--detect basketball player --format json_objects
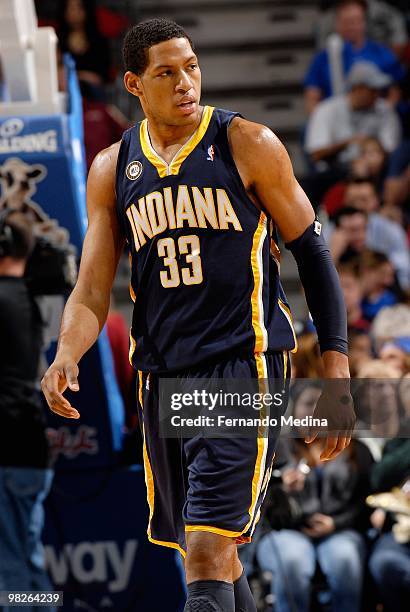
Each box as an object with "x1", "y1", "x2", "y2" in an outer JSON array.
[{"x1": 41, "y1": 19, "x2": 355, "y2": 612}]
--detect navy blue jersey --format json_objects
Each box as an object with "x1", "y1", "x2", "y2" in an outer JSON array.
[{"x1": 115, "y1": 106, "x2": 296, "y2": 373}]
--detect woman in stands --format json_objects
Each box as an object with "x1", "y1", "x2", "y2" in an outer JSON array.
[{"x1": 57, "y1": 0, "x2": 111, "y2": 88}]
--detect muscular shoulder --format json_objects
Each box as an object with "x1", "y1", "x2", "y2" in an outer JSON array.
[
  {"x1": 227, "y1": 116, "x2": 313, "y2": 241},
  {"x1": 87, "y1": 140, "x2": 122, "y2": 201},
  {"x1": 228, "y1": 117, "x2": 292, "y2": 185},
  {"x1": 89, "y1": 140, "x2": 121, "y2": 177},
  {"x1": 229, "y1": 116, "x2": 279, "y2": 151}
]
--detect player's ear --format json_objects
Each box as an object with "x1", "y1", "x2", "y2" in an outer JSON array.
[{"x1": 124, "y1": 71, "x2": 143, "y2": 98}]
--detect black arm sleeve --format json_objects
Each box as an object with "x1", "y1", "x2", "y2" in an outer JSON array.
[{"x1": 285, "y1": 220, "x2": 348, "y2": 355}]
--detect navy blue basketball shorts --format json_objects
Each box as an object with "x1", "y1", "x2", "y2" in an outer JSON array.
[{"x1": 136, "y1": 351, "x2": 290, "y2": 557}]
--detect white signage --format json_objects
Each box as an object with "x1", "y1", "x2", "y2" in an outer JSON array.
[
  {"x1": 45, "y1": 539, "x2": 138, "y2": 593},
  {"x1": 0, "y1": 117, "x2": 58, "y2": 153}
]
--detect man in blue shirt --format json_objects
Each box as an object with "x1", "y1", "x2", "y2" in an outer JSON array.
[{"x1": 304, "y1": 0, "x2": 404, "y2": 114}]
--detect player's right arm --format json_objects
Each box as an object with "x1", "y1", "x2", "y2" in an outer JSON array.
[{"x1": 41, "y1": 142, "x2": 124, "y2": 419}]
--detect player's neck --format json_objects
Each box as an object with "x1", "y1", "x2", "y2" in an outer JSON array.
[{"x1": 145, "y1": 107, "x2": 204, "y2": 162}]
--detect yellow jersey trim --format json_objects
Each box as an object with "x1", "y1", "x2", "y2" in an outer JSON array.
[
  {"x1": 185, "y1": 525, "x2": 244, "y2": 538},
  {"x1": 283, "y1": 350, "x2": 289, "y2": 381},
  {"x1": 148, "y1": 535, "x2": 186, "y2": 558},
  {"x1": 129, "y1": 334, "x2": 136, "y2": 366},
  {"x1": 250, "y1": 213, "x2": 268, "y2": 353},
  {"x1": 247, "y1": 351, "x2": 290, "y2": 537},
  {"x1": 140, "y1": 121, "x2": 167, "y2": 178},
  {"x1": 138, "y1": 371, "x2": 155, "y2": 543},
  {"x1": 243, "y1": 353, "x2": 269, "y2": 534},
  {"x1": 142, "y1": 428, "x2": 155, "y2": 539},
  {"x1": 278, "y1": 298, "x2": 298, "y2": 353},
  {"x1": 140, "y1": 106, "x2": 215, "y2": 178},
  {"x1": 127, "y1": 253, "x2": 136, "y2": 302},
  {"x1": 137, "y1": 370, "x2": 143, "y2": 407}
]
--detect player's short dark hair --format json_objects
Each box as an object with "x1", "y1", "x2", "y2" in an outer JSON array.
[
  {"x1": 334, "y1": 205, "x2": 367, "y2": 226},
  {"x1": 123, "y1": 18, "x2": 194, "y2": 75},
  {"x1": 3, "y1": 212, "x2": 35, "y2": 260}
]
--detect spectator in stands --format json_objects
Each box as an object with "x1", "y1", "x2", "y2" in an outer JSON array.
[
  {"x1": 338, "y1": 262, "x2": 370, "y2": 330},
  {"x1": 328, "y1": 207, "x2": 409, "y2": 292},
  {"x1": 368, "y1": 438, "x2": 410, "y2": 612},
  {"x1": 305, "y1": 62, "x2": 401, "y2": 173},
  {"x1": 329, "y1": 206, "x2": 368, "y2": 263},
  {"x1": 316, "y1": 0, "x2": 409, "y2": 59},
  {"x1": 0, "y1": 212, "x2": 54, "y2": 600},
  {"x1": 351, "y1": 136, "x2": 387, "y2": 190},
  {"x1": 356, "y1": 360, "x2": 402, "y2": 444},
  {"x1": 321, "y1": 137, "x2": 388, "y2": 216},
  {"x1": 343, "y1": 177, "x2": 410, "y2": 288},
  {"x1": 371, "y1": 302, "x2": 410, "y2": 344},
  {"x1": 379, "y1": 337, "x2": 410, "y2": 375},
  {"x1": 384, "y1": 140, "x2": 410, "y2": 209},
  {"x1": 344, "y1": 175, "x2": 379, "y2": 210},
  {"x1": 304, "y1": 0, "x2": 405, "y2": 113},
  {"x1": 57, "y1": 0, "x2": 111, "y2": 89},
  {"x1": 256, "y1": 381, "x2": 373, "y2": 612},
  {"x1": 360, "y1": 250, "x2": 398, "y2": 320},
  {"x1": 348, "y1": 329, "x2": 373, "y2": 376}
]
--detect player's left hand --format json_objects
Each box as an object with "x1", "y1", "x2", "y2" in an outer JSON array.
[{"x1": 305, "y1": 382, "x2": 356, "y2": 461}]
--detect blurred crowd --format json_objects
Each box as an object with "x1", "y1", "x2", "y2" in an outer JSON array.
[
  {"x1": 296, "y1": 0, "x2": 410, "y2": 385},
  {"x1": 255, "y1": 2, "x2": 410, "y2": 611}
]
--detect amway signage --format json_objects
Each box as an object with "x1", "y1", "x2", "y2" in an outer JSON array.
[{"x1": 45, "y1": 539, "x2": 139, "y2": 593}]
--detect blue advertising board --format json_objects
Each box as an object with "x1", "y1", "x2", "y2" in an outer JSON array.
[
  {"x1": 0, "y1": 56, "x2": 125, "y2": 469},
  {"x1": 43, "y1": 466, "x2": 186, "y2": 611}
]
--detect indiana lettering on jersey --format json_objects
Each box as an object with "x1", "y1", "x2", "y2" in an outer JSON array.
[{"x1": 126, "y1": 184, "x2": 243, "y2": 252}]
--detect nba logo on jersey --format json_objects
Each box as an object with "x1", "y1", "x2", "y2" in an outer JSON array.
[{"x1": 207, "y1": 145, "x2": 215, "y2": 161}]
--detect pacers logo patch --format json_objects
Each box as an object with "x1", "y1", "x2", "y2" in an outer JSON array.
[{"x1": 126, "y1": 161, "x2": 143, "y2": 181}]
